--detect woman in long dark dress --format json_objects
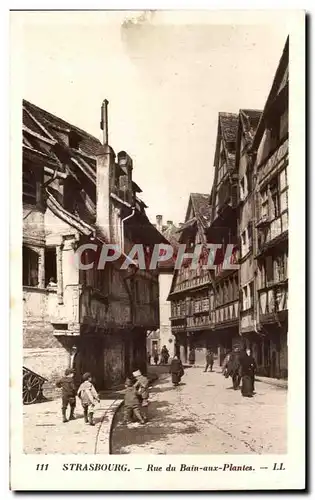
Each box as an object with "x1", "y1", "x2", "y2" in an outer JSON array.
[
  {"x1": 240, "y1": 349, "x2": 256, "y2": 397},
  {"x1": 169, "y1": 356, "x2": 184, "y2": 386}
]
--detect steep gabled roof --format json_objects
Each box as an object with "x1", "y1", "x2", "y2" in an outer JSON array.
[
  {"x1": 239, "y1": 109, "x2": 262, "y2": 146},
  {"x1": 217, "y1": 112, "x2": 239, "y2": 171},
  {"x1": 23, "y1": 100, "x2": 101, "y2": 157},
  {"x1": 162, "y1": 223, "x2": 180, "y2": 248},
  {"x1": 23, "y1": 100, "x2": 163, "y2": 249},
  {"x1": 252, "y1": 36, "x2": 289, "y2": 151},
  {"x1": 190, "y1": 193, "x2": 212, "y2": 230},
  {"x1": 219, "y1": 112, "x2": 239, "y2": 143},
  {"x1": 176, "y1": 192, "x2": 212, "y2": 245}
]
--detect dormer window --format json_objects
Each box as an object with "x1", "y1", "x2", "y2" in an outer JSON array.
[
  {"x1": 69, "y1": 130, "x2": 82, "y2": 149},
  {"x1": 227, "y1": 141, "x2": 236, "y2": 151}
]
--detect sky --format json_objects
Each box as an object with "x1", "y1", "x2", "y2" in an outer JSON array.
[{"x1": 16, "y1": 10, "x2": 289, "y2": 226}]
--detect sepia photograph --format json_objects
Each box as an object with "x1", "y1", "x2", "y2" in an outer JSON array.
[{"x1": 10, "y1": 8, "x2": 305, "y2": 491}]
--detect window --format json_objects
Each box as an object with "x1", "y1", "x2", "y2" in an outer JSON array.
[
  {"x1": 187, "y1": 237, "x2": 194, "y2": 251},
  {"x1": 275, "y1": 254, "x2": 286, "y2": 282},
  {"x1": 280, "y1": 109, "x2": 288, "y2": 140},
  {"x1": 249, "y1": 282, "x2": 254, "y2": 308},
  {"x1": 23, "y1": 168, "x2": 37, "y2": 205},
  {"x1": 45, "y1": 248, "x2": 57, "y2": 287},
  {"x1": 265, "y1": 256, "x2": 274, "y2": 285},
  {"x1": 260, "y1": 189, "x2": 269, "y2": 218},
  {"x1": 241, "y1": 231, "x2": 247, "y2": 256},
  {"x1": 223, "y1": 281, "x2": 228, "y2": 303},
  {"x1": 135, "y1": 281, "x2": 140, "y2": 304},
  {"x1": 23, "y1": 246, "x2": 39, "y2": 286},
  {"x1": 246, "y1": 169, "x2": 252, "y2": 193},
  {"x1": 279, "y1": 167, "x2": 288, "y2": 216},
  {"x1": 241, "y1": 231, "x2": 246, "y2": 246},
  {"x1": 240, "y1": 177, "x2": 245, "y2": 201},
  {"x1": 243, "y1": 287, "x2": 248, "y2": 311},
  {"x1": 69, "y1": 131, "x2": 82, "y2": 149},
  {"x1": 248, "y1": 223, "x2": 253, "y2": 251},
  {"x1": 269, "y1": 115, "x2": 281, "y2": 152},
  {"x1": 270, "y1": 180, "x2": 280, "y2": 219}
]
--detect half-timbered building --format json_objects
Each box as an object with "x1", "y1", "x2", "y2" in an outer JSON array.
[
  {"x1": 236, "y1": 109, "x2": 262, "y2": 353},
  {"x1": 206, "y1": 113, "x2": 240, "y2": 363},
  {"x1": 168, "y1": 193, "x2": 212, "y2": 365},
  {"x1": 251, "y1": 38, "x2": 289, "y2": 378},
  {"x1": 22, "y1": 99, "x2": 166, "y2": 391}
]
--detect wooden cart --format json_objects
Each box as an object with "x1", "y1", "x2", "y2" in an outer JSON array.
[{"x1": 23, "y1": 367, "x2": 47, "y2": 405}]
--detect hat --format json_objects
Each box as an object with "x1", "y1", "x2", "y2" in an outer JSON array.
[
  {"x1": 82, "y1": 372, "x2": 91, "y2": 381},
  {"x1": 132, "y1": 370, "x2": 141, "y2": 377},
  {"x1": 65, "y1": 368, "x2": 74, "y2": 376}
]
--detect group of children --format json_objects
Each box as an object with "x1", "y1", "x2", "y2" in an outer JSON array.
[
  {"x1": 123, "y1": 369, "x2": 150, "y2": 425},
  {"x1": 56, "y1": 368, "x2": 150, "y2": 427}
]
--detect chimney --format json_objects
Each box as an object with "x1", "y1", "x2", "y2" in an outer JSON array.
[
  {"x1": 100, "y1": 99, "x2": 109, "y2": 145},
  {"x1": 156, "y1": 215, "x2": 163, "y2": 233},
  {"x1": 96, "y1": 99, "x2": 115, "y2": 239}
]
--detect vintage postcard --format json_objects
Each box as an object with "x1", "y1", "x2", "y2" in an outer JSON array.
[{"x1": 10, "y1": 9, "x2": 305, "y2": 491}]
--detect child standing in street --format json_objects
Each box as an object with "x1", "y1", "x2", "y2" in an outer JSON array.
[
  {"x1": 132, "y1": 369, "x2": 150, "y2": 409},
  {"x1": 77, "y1": 372, "x2": 100, "y2": 426},
  {"x1": 56, "y1": 368, "x2": 76, "y2": 423},
  {"x1": 123, "y1": 378, "x2": 146, "y2": 425}
]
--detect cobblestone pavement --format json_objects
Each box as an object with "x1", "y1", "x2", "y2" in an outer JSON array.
[
  {"x1": 111, "y1": 365, "x2": 287, "y2": 455},
  {"x1": 23, "y1": 393, "x2": 123, "y2": 454}
]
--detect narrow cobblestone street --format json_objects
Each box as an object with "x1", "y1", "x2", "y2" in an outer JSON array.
[{"x1": 111, "y1": 365, "x2": 287, "y2": 455}]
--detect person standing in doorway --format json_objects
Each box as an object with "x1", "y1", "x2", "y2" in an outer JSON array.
[
  {"x1": 70, "y1": 345, "x2": 82, "y2": 390},
  {"x1": 153, "y1": 349, "x2": 159, "y2": 366}
]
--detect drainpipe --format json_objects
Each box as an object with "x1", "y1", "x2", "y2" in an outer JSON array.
[{"x1": 121, "y1": 207, "x2": 136, "y2": 254}]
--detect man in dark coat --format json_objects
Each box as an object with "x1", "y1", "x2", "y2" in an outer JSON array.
[
  {"x1": 153, "y1": 349, "x2": 159, "y2": 365},
  {"x1": 240, "y1": 349, "x2": 257, "y2": 397},
  {"x1": 226, "y1": 347, "x2": 242, "y2": 390},
  {"x1": 161, "y1": 345, "x2": 170, "y2": 364},
  {"x1": 204, "y1": 349, "x2": 214, "y2": 372},
  {"x1": 169, "y1": 356, "x2": 184, "y2": 386},
  {"x1": 188, "y1": 348, "x2": 195, "y2": 366}
]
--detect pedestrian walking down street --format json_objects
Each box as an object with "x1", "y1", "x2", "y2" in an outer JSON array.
[
  {"x1": 161, "y1": 345, "x2": 170, "y2": 364},
  {"x1": 123, "y1": 378, "x2": 146, "y2": 425},
  {"x1": 169, "y1": 356, "x2": 184, "y2": 386},
  {"x1": 240, "y1": 349, "x2": 257, "y2": 398},
  {"x1": 226, "y1": 347, "x2": 242, "y2": 390},
  {"x1": 56, "y1": 368, "x2": 76, "y2": 423},
  {"x1": 147, "y1": 351, "x2": 151, "y2": 365},
  {"x1": 204, "y1": 349, "x2": 214, "y2": 372},
  {"x1": 222, "y1": 351, "x2": 231, "y2": 377},
  {"x1": 188, "y1": 348, "x2": 195, "y2": 366},
  {"x1": 77, "y1": 372, "x2": 100, "y2": 426},
  {"x1": 133, "y1": 370, "x2": 150, "y2": 410}
]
